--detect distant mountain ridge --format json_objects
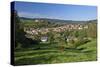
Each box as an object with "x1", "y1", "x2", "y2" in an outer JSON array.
[{"x1": 20, "y1": 17, "x2": 97, "y2": 24}]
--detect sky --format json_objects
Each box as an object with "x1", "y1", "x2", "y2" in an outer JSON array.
[{"x1": 14, "y1": 1, "x2": 97, "y2": 21}]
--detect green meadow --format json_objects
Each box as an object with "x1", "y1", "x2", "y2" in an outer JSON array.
[{"x1": 14, "y1": 39, "x2": 97, "y2": 65}]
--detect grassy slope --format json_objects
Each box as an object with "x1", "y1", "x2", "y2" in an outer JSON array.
[
  {"x1": 77, "y1": 39, "x2": 97, "y2": 52},
  {"x1": 14, "y1": 39, "x2": 97, "y2": 65}
]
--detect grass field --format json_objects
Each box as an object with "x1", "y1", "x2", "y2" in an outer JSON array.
[{"x1": 14, "y1": 39, "x2": 97, "y2": 65}]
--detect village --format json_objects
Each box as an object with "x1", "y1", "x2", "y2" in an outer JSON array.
[
  {"x1": 23, "y1": 20, "x2": 89, "y2": 42},
  {"x1": 24, "y1": 22, "x2": 88, "y2": 35}
]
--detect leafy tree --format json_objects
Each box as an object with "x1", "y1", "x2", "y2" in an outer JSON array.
[
  {"x1": 13, "y1": 10, "x2": 35, "y2": 49},
  {"x1": 14, "y1": 10, "x2": 25, "y2": 48}
]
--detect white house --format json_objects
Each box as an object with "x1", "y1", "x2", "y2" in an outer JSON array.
[{"x1": 41, "y1": 36, "x2": 48, "y2": 42}]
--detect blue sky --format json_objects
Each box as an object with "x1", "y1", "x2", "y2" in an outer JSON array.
[{"x1": 14, "y1": 1, "x2": 97, "y2": 21}]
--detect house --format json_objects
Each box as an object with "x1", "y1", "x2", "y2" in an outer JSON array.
[
  {"x1": 41, "y1": 36, "x2": 48, "y2": 42},
  {"x1": 32, "y1": 30, "x2": 38, "y2": 35},
  {"x1": 66, "y1": 36, "x2": 78, "y2": 42},
  {"x1": 84, "y1": 25, "x2": 88, "y2": 29},
  {"x1": 35, "y1": 19, "x2": 39, "y2": 22},
  {"x1": 78, "y1": 25, "x2": 83, "y2": 30}
]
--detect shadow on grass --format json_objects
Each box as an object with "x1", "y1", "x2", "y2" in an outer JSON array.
[
  {"x1": 15, "y1": 50, "x2": 59, "y2": 57},
  {"x1": 15, "y1": 53, "x2": 77, "y2": 65}
]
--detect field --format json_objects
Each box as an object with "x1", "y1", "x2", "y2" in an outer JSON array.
[{"x1": 14, "y1": 39, "x2": 97, "y2": 65}]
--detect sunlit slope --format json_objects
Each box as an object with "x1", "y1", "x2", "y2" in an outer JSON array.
[{"x1": 14, "y1": 39, "x2": 97, "y2": 65}]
